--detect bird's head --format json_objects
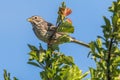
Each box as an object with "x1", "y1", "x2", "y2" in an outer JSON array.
[{"x1": 28, "y1": 16, "x2": 44, "y2": 25}]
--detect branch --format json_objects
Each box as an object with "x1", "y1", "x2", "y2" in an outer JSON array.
[
  {"x1": 106, "y1": 37, "x2": 114, "y2": 80},
  {"x1": 71, "y1": 39, "x2": 90, "y2": 48}
]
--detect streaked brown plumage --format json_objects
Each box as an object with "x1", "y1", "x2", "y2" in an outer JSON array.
[{"x1": 28, "y1": 16, "x2": 89, "y2": 48}]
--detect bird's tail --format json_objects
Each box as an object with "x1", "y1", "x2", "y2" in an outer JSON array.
[{"x1": 71, "y1": 39, "x2": 90, "y2": 48}]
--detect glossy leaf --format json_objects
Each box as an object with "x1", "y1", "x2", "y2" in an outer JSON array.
[
  {"x1": 57, "y1": 35, "x2": 71, "y2": 43},
  {"x1": 57, "y1": 21, "x2": 74, "y2": 33}
]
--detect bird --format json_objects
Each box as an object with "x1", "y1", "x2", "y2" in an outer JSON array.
[{"x1": 28, "y1": 15, "x2": 89, "y2": 48}]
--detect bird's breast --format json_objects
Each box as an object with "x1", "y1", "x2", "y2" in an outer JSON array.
[{"x1": 33, "y1": 27, "x2": 51, "y2": 42}]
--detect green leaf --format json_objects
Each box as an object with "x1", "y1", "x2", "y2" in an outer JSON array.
[
  {"x1": 109, "y1": 2, "x2": 117, "y2": 12},
  {"x1": 96, "y1": 38, "x2": 102, "y2": 48},
  {"x1": 89, "y1": 67, "x2": 96, "y2": 79},
  {"x1": 28, "y1": 44, "x2": 38, "y2": 51},
  {"x1": 102, "y1": 16, "x2": 112, "y2": 39},
  {"x1": 112, "y1": 14, "x2": 118, "y2": 26},
  {"x1": 89, "y1": 41, "x2": 96, "y2": 54},
  {"x1": 63, "y1": 56, "x2": 74, "y2": 64},
  {"x1": 80, "y1": 71, "x2": 89, "y2": 79},
  {"x1": 94, "y1": 42, "x2": 102, "y2": 55},
  {"x1": 97, "y1": 36, "x2": 106, "y2": 41},
  {"x1": 27, "y1": 62, "x2": 41, "y2": 68},
  {"x1": 48, "y1": 44, "x2": 59, "y2": 51},
  {"x1": 58, "y1": 65, "x2": 85, "y2": 80},
  {"x1": 40, "y1": 71, "x2": 48, "y2": 80},
  {"x1": 103, "y1": 16, "x2": 111, "y2": 28},
  {"x1": 39, "y1": 44, "x2": 44, "y2": 51},
  {"x1": 39, "y1": 52, "x2": 45, "y2": 62},
  {"x1": 92, "y1": 53, "x2": 102, "y2": 59},
  {"x1": 47, "y1": 67, "x2": 55, "y2": 78},
  {"x1": 4, "y1": 69, "x2": 11, "y2": 80},
  {"x1": 58, "y1": 35, "x2": 71, "y2": 43},
  {"x1": 4, "y1": 69, "x2": 18, "y2": 80},
  {"x1": 13, "y1": 77, "x2": 18, "y2": 80},
  {"x1": 113, "y1": 56, "x2": 120, "y2": 64},
  {"x1": 62, "y1": 2, "x2": 66, "y2": 8},
  {"x1": 57, "y1": 21, "x2": 74, "y2": 33},
  {"x1": 46, "y1": 49, "x2": 52, "y2": 57},
  {"x1": 29, "y1": 50, "x2": 38, "y2": 60},
  {"x1": 97, "y1": 61, "x2": 106, "y2": 70}
]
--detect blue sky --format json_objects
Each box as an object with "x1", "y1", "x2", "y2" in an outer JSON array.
[{"x1": 0, "y1": 0, "x2": 115, "y2": 80}]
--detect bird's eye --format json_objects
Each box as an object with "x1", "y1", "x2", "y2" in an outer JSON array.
[{"x1": 34, "y1": 16, "x2": 37, "y2": 19}]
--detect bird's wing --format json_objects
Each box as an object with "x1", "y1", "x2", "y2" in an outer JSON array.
[
  {"x1": 46, "y1": 21, "x2": 57, "y2": 31},
  {"x1": 47, "y1": 22, "x2": 54, "y2": 26}
]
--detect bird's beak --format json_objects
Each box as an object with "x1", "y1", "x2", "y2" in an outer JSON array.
[{"x1": 27, "y1": 18, "x2": 32, "y2": 22}]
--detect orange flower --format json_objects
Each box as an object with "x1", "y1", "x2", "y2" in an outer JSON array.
[
  {"x1": 66, "y1": 18, "x2": 72, "y2": 24},
  {"x1": 59, "y1": 7, "x2": 72, "y2": 16}
]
